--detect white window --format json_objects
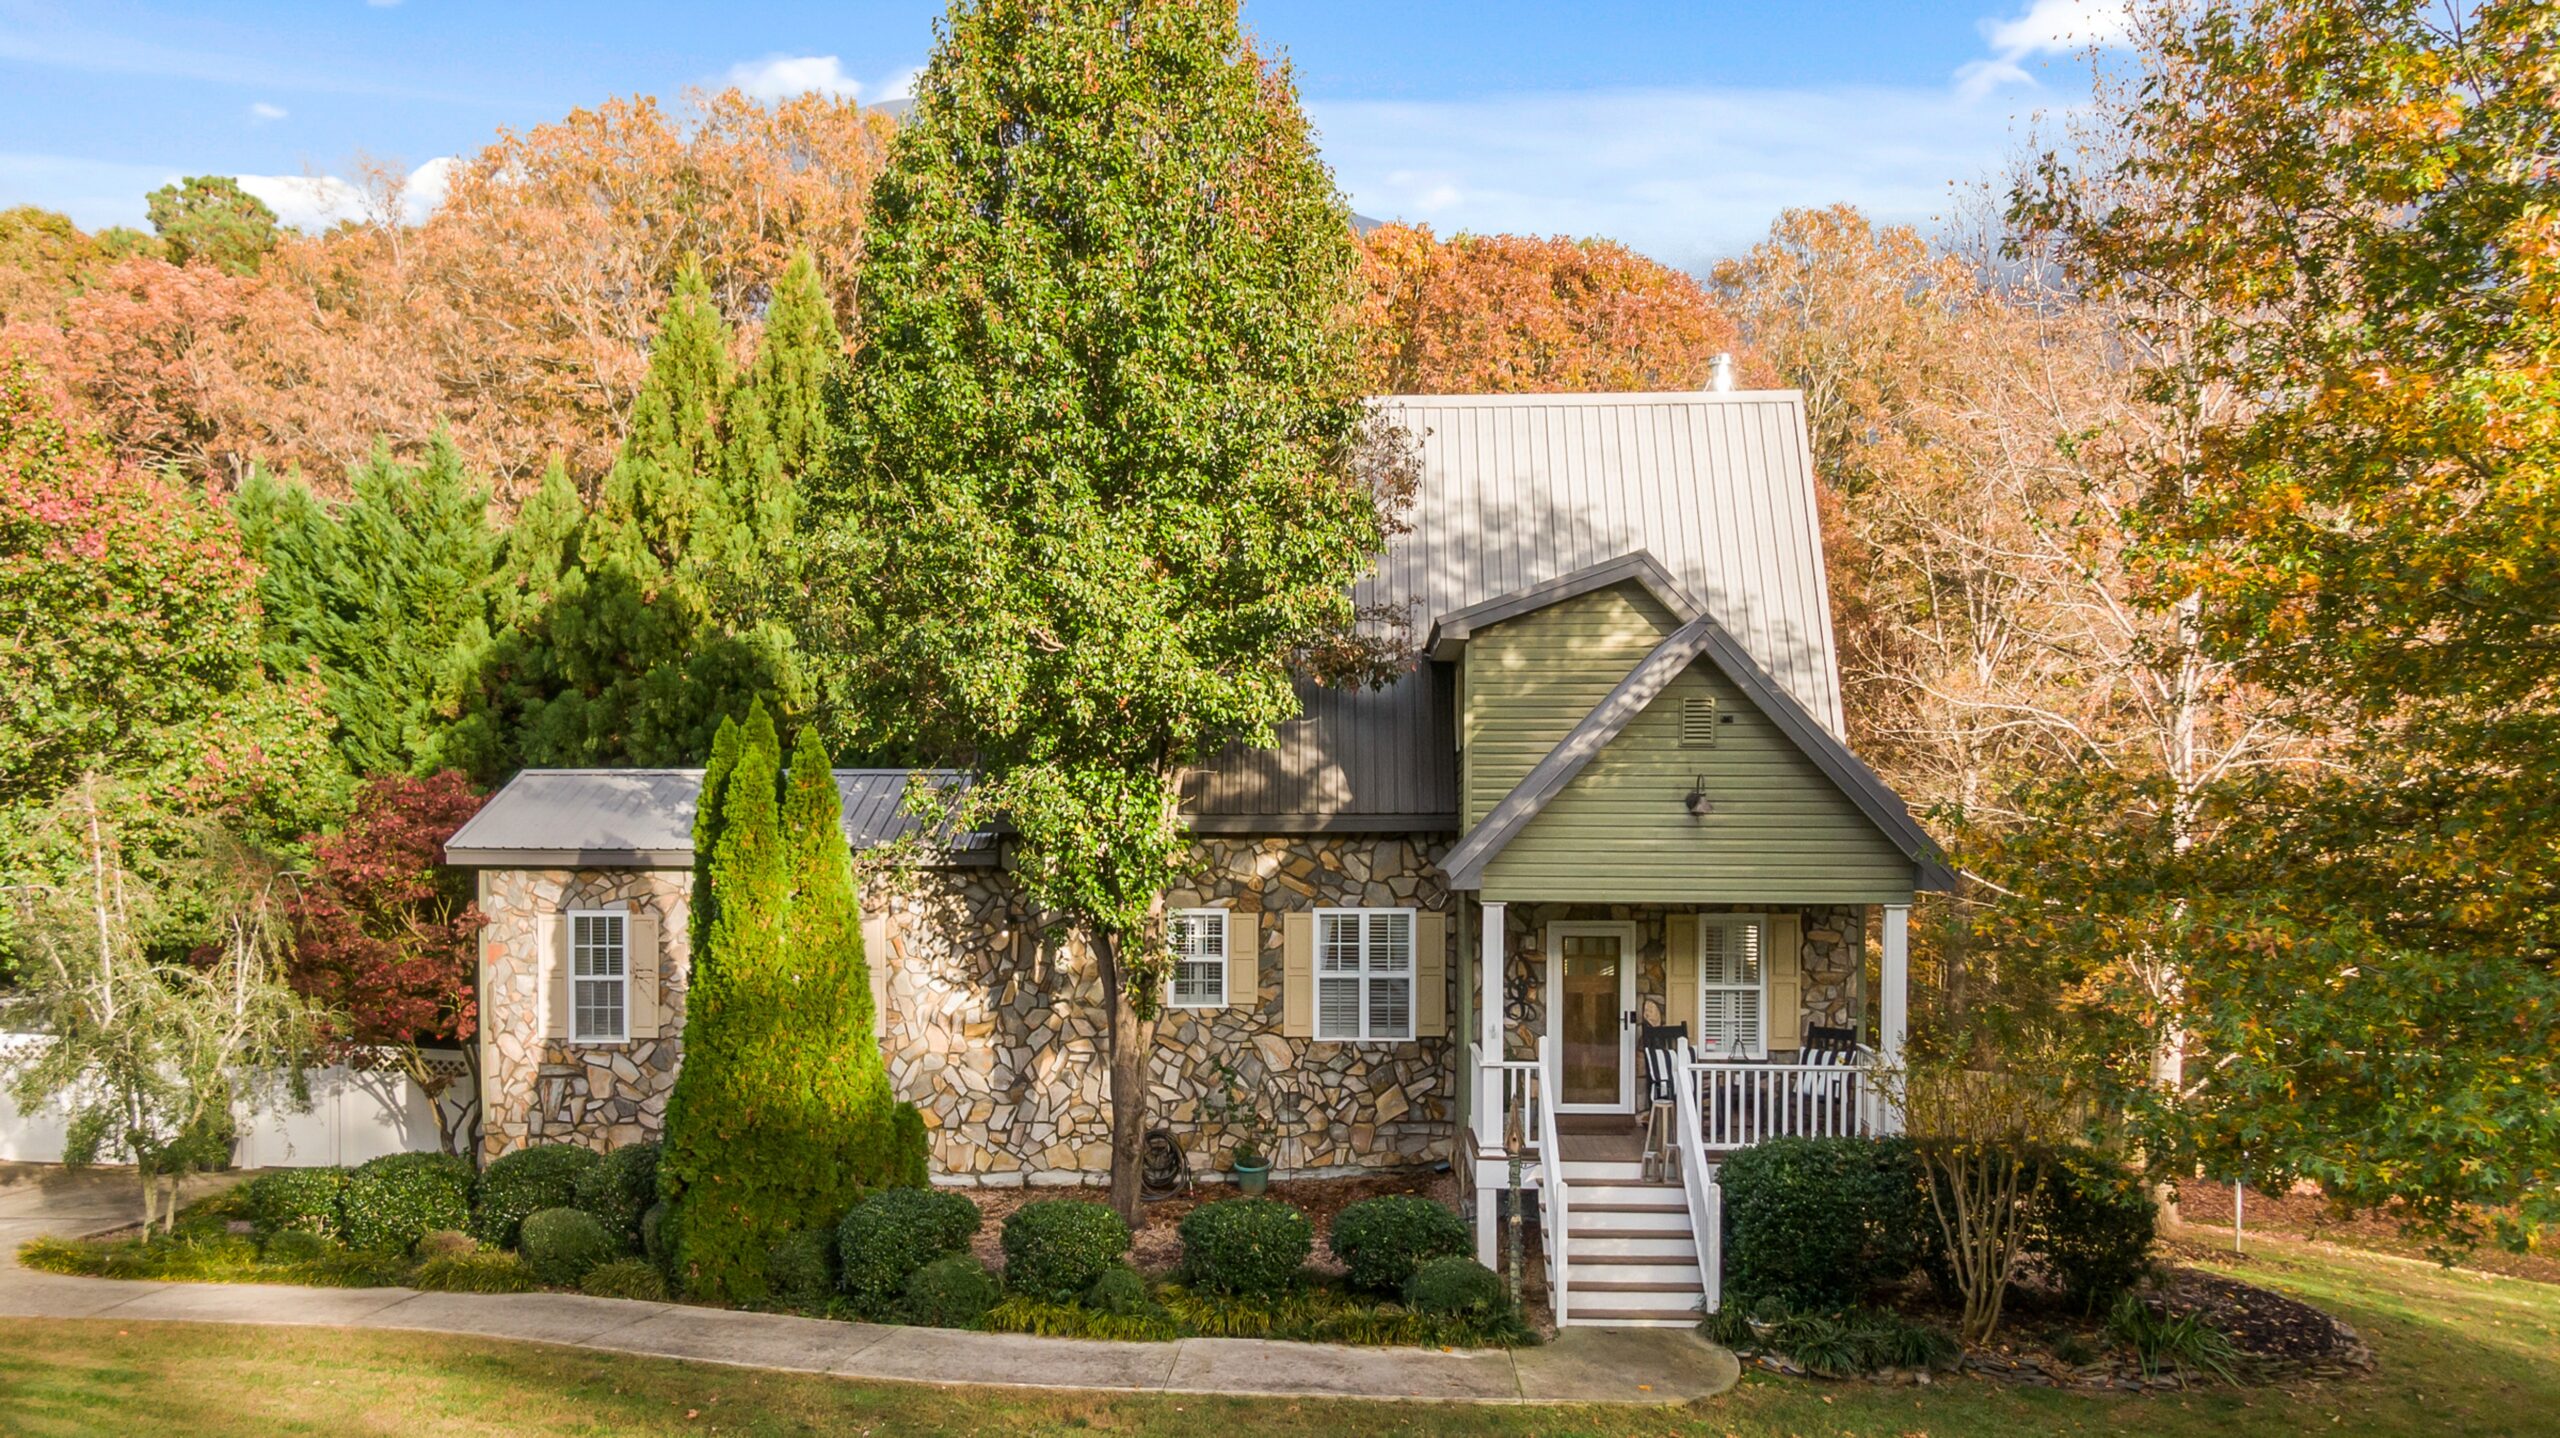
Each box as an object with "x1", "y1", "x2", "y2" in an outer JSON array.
[
  {"x1": 1315, "y1": 908, "x2": 1414, "y2": 1041},
  {"x1": 570, "y1": 910, "x2": 629, "y2": 1043},
  {"x1": 1696, "y1": 915, "x2": 1766, "y2": 1059},
  {"x1": 1169, "y1": 909, "x2": 1229, "y2": 1008}
]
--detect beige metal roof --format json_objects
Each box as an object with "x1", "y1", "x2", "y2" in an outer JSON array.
[{"x1": 1186, "y1": 390, "x2": 1845, "y2": 829}]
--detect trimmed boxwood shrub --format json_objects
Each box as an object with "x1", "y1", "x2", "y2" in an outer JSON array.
[
  {"x1": 470, "y1": 1142, "x2": 601, "y2": 1249},
  {"x1": 767, "y1": 1228, "x2": 838, "y2": 1311},
  {"x1": 1719, "y1": 1136, "x2": 1927, "y2": 1309},
  {"x1": 572, "y1": 1141, "x2": 660, "y2": 1251},
  {"x1": 2033, "y1": 1147, "x2": 2157, "y2": 1315},
  {"x1": 1177, "y1": 1198, "x2": 1311, "y2": 1298},
  {"x1": 1405, "y1": 1255, "x2": 1508, "y2": 1320},
  {"x1": 903, "y1": 1253, "x2": 1001, "y2": 1329},
  {"x1": 837, "y1": 1187, "x2": 981, "y2": 1309},
  {"x1": 244, "y1": 1166, "x2": 348, "y2": 1240},
  {"x1": 414, "y1": 1250, "x2": 536, "y2": 1293},
  {"x1": 1328, "y1": 1195, "x2": 1471, "y2": 1294},
  {"x1": 340, "y1": 1152, "x2": 472, "y2": 1254},
  {"x1": 520, "y1": 1206, "x2": 617, "y2": 1288},
  {"x1": 1084, "y1": 1263, "x2": 1156, "y2": 1317},
  {"x1": 580, "y1": 1257, "x2": 671, "y2": 1301},
  {"x1": 1000, "y1": 1200, "x2": 1129, "y2": 1303}
]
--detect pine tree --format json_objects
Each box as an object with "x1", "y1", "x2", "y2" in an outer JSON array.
[{"x1": 657, "y1": 704, "x2": 921, "y2": 1303}]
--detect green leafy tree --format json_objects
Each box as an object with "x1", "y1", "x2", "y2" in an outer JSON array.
[
  {"x1": 2010, "y1": 0, "x2": 2560, "y2": 1244},
  {"x1": 657, "y1": 706, "x2": 918, "y2": 1302},
  {"x1": 234, "y1": 437, "x2": 504, "y2": 778},
  {"x1": 803, "y1": 0, "x2": 1401, "y2": 1221},
  {"x1": 145, "y1": 176, "x2": 279, "y2": 275}
]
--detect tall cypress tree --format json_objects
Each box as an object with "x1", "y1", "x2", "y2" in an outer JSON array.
[{"x1": 658, "y1": 704, "x2": 920, "y2": 1303}]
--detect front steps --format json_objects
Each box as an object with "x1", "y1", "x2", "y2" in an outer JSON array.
[{"x1": 1551, "y1": 1153, "x2": 1704, "y2": 1328}]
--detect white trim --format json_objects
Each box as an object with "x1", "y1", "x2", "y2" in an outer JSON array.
[
  {"x1": 567, "y1": 908, "x2": 630, "y2": 1044},
  {"x1": 1312, "y1": 907, "x2": 1417, "y2": 1042},
  {"x1": 1167, "y1": 908, "x2": 1229, "y2": 1009},
  {"x1": 1694, "y1": 913, "x2": 1768, "y2": 1061},
  {"x1": 1544, "y1": 920, "x2": 1638, "y2": 1114}
]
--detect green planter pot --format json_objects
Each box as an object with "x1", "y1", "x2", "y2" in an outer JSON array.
[{"x1": 1232, "y1": 1156, "x2": 1271, "y2": 1195}]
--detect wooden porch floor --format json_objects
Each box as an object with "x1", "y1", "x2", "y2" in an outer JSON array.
[{"x1": 1554, "y1": 1113, "x2": 1646, "y2": 1164}]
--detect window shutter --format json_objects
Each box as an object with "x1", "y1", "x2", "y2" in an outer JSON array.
[
  {"x1": 627, "y1": 911, "x2": 661, "y2": 1038},
  {"x1": 542, "y1": 913, "x2": 572, "y2": 1040},
  {"x1": 1414, "y1": 911, "x2": 1447, "y2": 1037},
  {"x1": 863, "y1": 911, "x2": 892, "y2": 1041},
  {"x1": 1767, "y1": 913, "x2": 1804, "y2": 1054},
  {"x1": 1226, "y1": 910, "x2": 1257, "y2": 1010},
  {"x1": 1664, "y1": 913, "x2": 1698, "y2": 1039},
  {"x1": 1281, "y1": 912, "x2": 1315, "y2": 1038},
  {"x1": 1737, "y1": 920, "x2": 1766, "y2": 1058}
]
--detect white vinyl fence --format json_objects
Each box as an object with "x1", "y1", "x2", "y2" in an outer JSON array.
[{"x1": 0, "y1": 1034, "x2": 470, "y2": 1168}]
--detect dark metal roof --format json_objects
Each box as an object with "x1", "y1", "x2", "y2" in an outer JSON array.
[
  {"x1": 443, "y1": 768, "x2": 997, "y2": 869},
  {"x1": 1183, "y1": 391, "x2": 1846, "y2": 830}
]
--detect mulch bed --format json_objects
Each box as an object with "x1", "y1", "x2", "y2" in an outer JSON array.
[{"x1": 954, "y1": 1168, "x2": 1461, "y2": 1277}]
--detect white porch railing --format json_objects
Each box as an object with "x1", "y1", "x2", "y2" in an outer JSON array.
[
  {"x1": 1669, "y1": 1037, "x2": 1720, "y2": 1312},
  {"x1": 1533, "y1": 1035, "x2": 1567, "y2": 1326},
  {"x1": 1688, "y1": 1054, "x2": 1876, "y2": 1150},
  {"x1": 1484, "y1": 1057, "x2": 1543, "y2": 1157}
]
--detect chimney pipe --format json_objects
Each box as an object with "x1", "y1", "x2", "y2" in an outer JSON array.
[{"x1": 1706, "y1": 353, "x2": 1736, "y2": 393}]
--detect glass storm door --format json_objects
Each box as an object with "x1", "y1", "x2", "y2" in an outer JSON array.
[{"x1": 1553, "y1": 928, "x2": 1633, "y2": 1110}]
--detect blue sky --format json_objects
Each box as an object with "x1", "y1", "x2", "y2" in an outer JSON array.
[{"x1": 0, "y1": 0, "x2": 2129, "y2": 269}]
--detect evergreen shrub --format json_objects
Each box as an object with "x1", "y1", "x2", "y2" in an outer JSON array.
[
  {"x1": 1719, "y1": 1137, "x2": 1927, "y2": 1308},
  {"x1": 1328, "y1": 1195, "x2": 1471, "y2": 1294},
  {"x1": 837, "y1": 1186, "x2": 981, "y2": 1309},
  {"x1": 580, "y1": 1257, "x2": 671, "y2": 1301},
  {"x1": 902, "y1": 1253, "x2": 1001, "y2": 1328},
  {"x1": 999, "y1": 1200, "x2": 1129, "y2": 1303},
  {"x1": 519, "y1": 1206, "x2": 616, "y2": 1287},
  {"x1": 1177, "y1": 1198, "x2": 1311, "y2": 1298},
  {"x1": 244, "y1": 1166, "x2": 348, "y2": 1240},
  {"x1": 470, "y1": 1142, "x2": 600, "y2": 1248},
  {"x1": 340, "y1": 1152, "x2": 472, "y2": 1254},
  {"x1": 1403, "y1": 1256, "x2": 1507, "y2": 1320},
  {"x1": 2032, "y1": 1147, "x2": 2157, "y2": 1314},
  {"x1": 767, "y1": 1228, "x2": 839, "y2": 1311},
  {"x1": 572, "y1": 1141, "x2": 660, "y2": 1250},
  {"x1": 1084, "y1": 1263, "x2": 1157, "y2": 1317}
]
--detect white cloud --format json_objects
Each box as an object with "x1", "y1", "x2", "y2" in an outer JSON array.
[
  {"x1": 1311, "y1": 85, "x2": 2052, "y2": 271},
  {"x1": 723, "y1": 54, "x2": 862, "y2": 103},
  {"x1": 1960, "y1": 0, "x2": 2136, "y2": 100},
  {"x1": 249, "y1": 101, "x2": 288, "y2": 123},
  {"x1": 235, "y1": 156, "x2": 460, "y2": 231}
]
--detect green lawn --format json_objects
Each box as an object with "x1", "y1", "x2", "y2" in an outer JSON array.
[{"x1": 3, "y1": 1234, "x2": 2551, "y2": 1437}]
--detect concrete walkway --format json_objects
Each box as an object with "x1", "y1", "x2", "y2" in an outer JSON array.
[{"x1": 0, "y1": 1166, "x2": 1737, "y2": 1405}]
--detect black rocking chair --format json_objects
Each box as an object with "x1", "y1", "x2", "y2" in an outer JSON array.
[{"x1": 1638, "y1": 1022, "x2": 1690, "y2": 1180}]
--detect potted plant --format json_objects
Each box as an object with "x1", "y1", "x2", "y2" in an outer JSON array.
[{"x1": 1207, "y1": 1062, "x2": 1273, "y2": 1195}]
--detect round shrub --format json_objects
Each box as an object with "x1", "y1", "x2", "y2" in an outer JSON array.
[
  {"x1": 580, "y1": 1257, "x2": 671, "y2": 1301},
  {"x1": 471, "y1": 1143, "x2": 601, "y2": 1249},
  {"x1": 1404, "y1": 1255, "x2": 1508, "y2": 1320},
  {"x1": 417, "y1": 1229, "x2": 477, "y2": 1260},
  {"x1": 572, "y1": 1141, "x2": 660, "y2": 1250},
  {"x1": 413, "y1": 1250, "x2": 536, "y2": 1293},
  {"x1": 1084, "y1": 1263, "x2": 1156, "y2": 1317},
  {"x1": 902, "y1": 1253, "x2": 1000, "y2": 1329},
  {"x1": 340, "y1": 1152, "x2": 472, "y2": 1254},
  {"x1": 1719, "y1": 1136, "x2": 1927, "y2": 1309},
  {"x1": 837, "y1": 1187, "x2": 982, "y2": 1308},
  {"x1": 2033, "y1": 1147, "x2": 2157, "y2": 1315},
  {"x1": 244, "y1": 1166, "x2": 348, "y2": 1240},
  {"x1": 261, "y1": 1228, "x2": 335, "y2": 1264},
  {"x1": 767, "y1": 1228, "x2": 838, "y2": 1311},
  {"x1": 519, "y1": 1206, "x2": 617, "y2": 1288},
  {"x1": 999, "y1": 1199, "x2": 1130, "y2": 1303},
  {"x1": 1177, "y1": 1198, "x2": 1311, "y2": 1298},
  {"x1": 1328, "y1": 1195, "x2": 1472, "y2": 1294}
]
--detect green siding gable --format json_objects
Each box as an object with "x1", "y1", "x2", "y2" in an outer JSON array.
[{"x1": 1458, "y1": 585, "x2": 1918, "y2": 906}]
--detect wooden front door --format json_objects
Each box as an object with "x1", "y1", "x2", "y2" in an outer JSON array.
[{"x1": 1547, "y1": 922, "x2": 1636, "y2": 1112}]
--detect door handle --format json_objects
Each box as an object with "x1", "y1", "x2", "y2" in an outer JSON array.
[{"x1": 1623, "y1": 1009, "x2": 1638, "y2": 1029}]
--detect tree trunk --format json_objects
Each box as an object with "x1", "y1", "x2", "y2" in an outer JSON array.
[{"x1": 1095, "y1": 930, "x2": 1158, "y2": 1229}]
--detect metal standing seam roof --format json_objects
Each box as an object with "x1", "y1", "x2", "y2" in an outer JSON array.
[
  {"x1": 442, "y1": 768, "x2": 996, "y2": 869},
  {"x1": 1184, "y1": 390, "x2": 1847, "y2": 829}
]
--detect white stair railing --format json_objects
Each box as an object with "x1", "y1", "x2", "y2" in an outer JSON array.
[
  {"x1": 1534, "y1": 1035, "x2": 1567, "y2": 1326},
  {"x1": 1670, "y1": 1037, "x2": 1720, "y2": 1313}
]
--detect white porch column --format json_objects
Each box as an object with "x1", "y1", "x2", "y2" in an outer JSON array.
[
  {"x1": 1879, "y1": 903, "x2": 1910, "y2": 1135},
  {"x1": 1473, "y1": 900, "x2": 1507, "y2": 1154}
]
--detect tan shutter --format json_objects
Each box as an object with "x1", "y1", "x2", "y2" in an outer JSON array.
[
  {"x1": 1281, "y1": 911, "x2": 1315, "y2": 1038},
  {"x1": 1414, "y1": 911, "x2": 1448, "y2": 1037},
  {"x1": 863, "y1": 911, "x2": 892, "y2": 1041},
  {"x1": 627, "y1": 911, "x2": 661, "y2": 1038},
  {"x1": 1664, "y1": 913, "x2": 1699, "y2": 1041},
  {"x1": 542, "y1": 913, "x2": 572, "y2": 1040},
  {"x1": 1225, "y1": 910, "x2": 1256, "y2": 1010},
  {"x1": 1767, "y1": 913, "x2": 1805, "y2": 1054}
]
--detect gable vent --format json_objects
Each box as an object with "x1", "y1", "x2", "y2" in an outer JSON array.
[{"x1": 1681, "y1": 695, "x2": 1718, "y2": 748}]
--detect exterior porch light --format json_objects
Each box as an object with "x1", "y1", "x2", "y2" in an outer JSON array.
[{"x1": 1683, "y1": 777, "x2": 1714, "y2": 820}]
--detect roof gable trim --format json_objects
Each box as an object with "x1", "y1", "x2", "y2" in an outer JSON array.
[{"x1": 1424, "y1": 550, "x2": 1698, "y2": 662}]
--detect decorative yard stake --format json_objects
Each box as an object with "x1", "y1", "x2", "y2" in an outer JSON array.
[{"x1": 1505, "y1": 1097, "x2": 1525, "y2": 1312}]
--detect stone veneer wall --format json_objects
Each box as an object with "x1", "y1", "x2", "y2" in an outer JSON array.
[
  {"x1": 1494, "y1": 903, "x2": 1866, "y2": 1060},
  {"x1": 476, "y1": 836, "x2": 1459, "y2": 1184},
  {"x1": 475, "y1": 867, "x2": 691, "y2": 1163}
]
